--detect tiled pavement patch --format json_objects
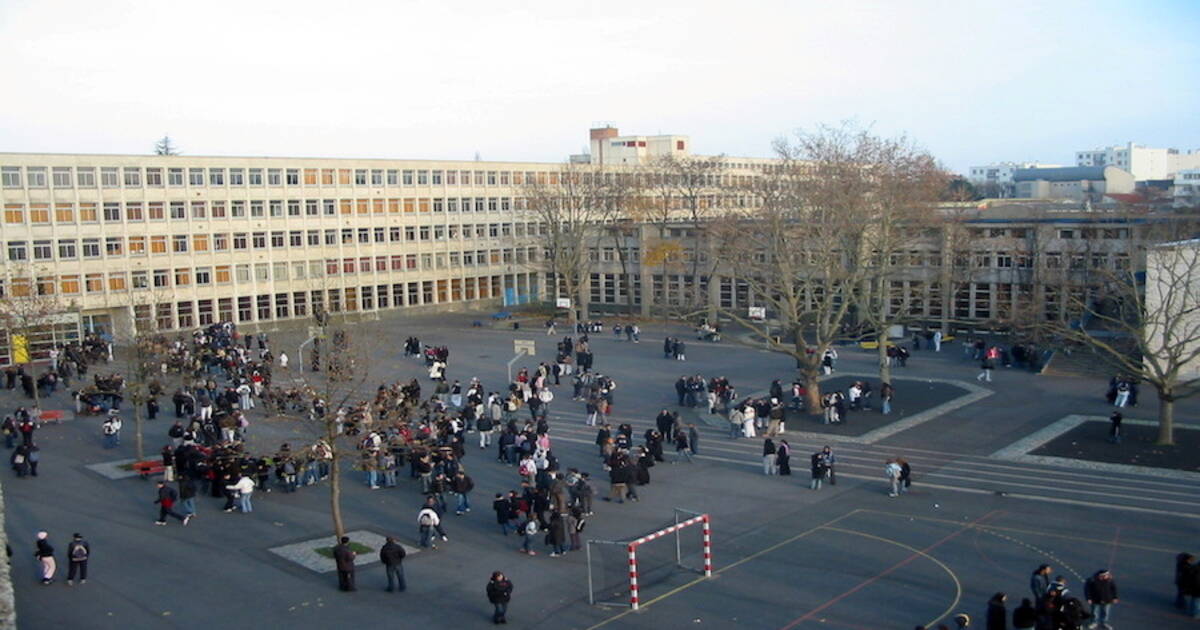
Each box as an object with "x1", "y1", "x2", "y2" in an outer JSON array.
[
  {"x1": 269, "y1": 529, "x2": 419, "y2": 573},
  {"x1": 991, "y1": 414, "x2": 1200, "y2": 481},
  {"x1": 85, "y1": 458, "x2": 142, "y2": 480}
]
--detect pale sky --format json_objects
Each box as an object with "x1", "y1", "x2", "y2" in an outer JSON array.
[{"x1": 2, "y1": 0, "x2": 1197, "y2": 173}]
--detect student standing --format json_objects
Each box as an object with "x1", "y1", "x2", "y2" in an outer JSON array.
[
  {"x1": 379, "y1": 537, "x2": 407, "y2": 593},
  {"x1": 34, "y1": 532, "x2": 55, "y2": 585},
  {"x1": 65, "y1": 533, "x2": 89, "y2": 586},
  {"x1": 333, "y1": 536, "x2": 357, "y2": 592},
  {"x1": 487, "y1": 571, "x2": 513, "y2": 625}
]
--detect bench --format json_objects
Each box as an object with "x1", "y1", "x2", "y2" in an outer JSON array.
[
  {"x1": 131, "y1": 459, "x2": 166, "y2": 479},
  {"x1": 37, "y1": 410, "x2": 65, "y2": 425},
  {"x1": 491, "y1": 311, "x2": 512, "y2": 320}
]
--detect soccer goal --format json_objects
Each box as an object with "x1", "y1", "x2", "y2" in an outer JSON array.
[{"x1": 586, "y1": 509, "x2": 712, "y2": 609}]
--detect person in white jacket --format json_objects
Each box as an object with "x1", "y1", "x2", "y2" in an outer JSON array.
[
  {"x1": 417, "y1": 506, "x2": 442, "y2": 549},
  {"x1": 228, "y1": 474, "x2": 255, "y2": 513},
  {"x1": 884, "y1": 460, "x2": 903, "y2": 497}
]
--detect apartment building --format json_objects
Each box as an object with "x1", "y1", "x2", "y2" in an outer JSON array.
[
  {"x1": 1075, "y1": 142, "x2": 1200, "y2": 181},
  {"x1": 0, "y1": 154, "x2": 550, "y2": 362}
]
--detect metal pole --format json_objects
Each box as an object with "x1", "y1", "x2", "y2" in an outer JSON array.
[
  {"x1": 586, "y1": 542, "x2": 594, "y2": 605},
  {"x1": 628, "y1": 543, "x2": 639, "y2": 610},
  {"x1": 297, "y1": 336, "x2": 314, "y2": 373}
]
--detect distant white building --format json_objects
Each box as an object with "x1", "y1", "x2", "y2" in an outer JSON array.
[
  {"x1": 967, "y1": 161, "x2": 1061, "y2": 196},
  {"x1": 581, "y1": 126, "x2": 691, "y2": 166},
  {"x1": 1175, "y1": 168, "x2": 1200, "y2": 208},
  {"x1": 1075, "y1": 142, "x2": 1200, "y2": 181}
]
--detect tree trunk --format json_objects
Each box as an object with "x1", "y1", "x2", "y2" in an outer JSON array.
[
  {"x1": 328, "y1": 430, "x2": 346, "y2": 538},
  {"x1": 877, "y1": 330, "x2": 892, "y2": 385},
  {"x1": 1156, "y1": 389, "x2": 1175, "y2": 446},
  {"x1": 133, "y1": 399, "x2": 145, "y2": 461},
  {"x1": 795, "y1": 333, "x2": 823, "y2": 415}
]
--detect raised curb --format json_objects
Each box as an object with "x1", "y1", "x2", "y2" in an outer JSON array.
[
  {"x1": 990, "y1": 414, "x2": 1200, "y2": 482},
  {"x1": 268, "y1": 529, "x2": 419, "y2": 573}
]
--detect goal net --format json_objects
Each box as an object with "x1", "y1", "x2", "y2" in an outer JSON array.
[{"x1": 586, "y1": 509, "x2": 711, "y2": 609}]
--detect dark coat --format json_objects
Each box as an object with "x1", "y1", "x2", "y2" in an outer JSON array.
[
  {"x1": 487, "y1": 578, "x2": 513, "y2": 603},
  {"x1": 379, "y1": 541, "x2": 406, "y2": 566},
  {"x1": 332, "y1": 543, "x2": 356, "y2": 572},
  {"x1": 1011, "y1": 602, "x2": 1037, "y2": 629},
  {"x1": 986, "y1": 600, "x2": 1007, "y2": 630}
]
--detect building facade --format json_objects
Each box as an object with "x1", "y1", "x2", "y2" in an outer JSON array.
[
  {"x1": 1013, "y1": 166, "x2": 1135, "y2": 202},
  {"x1": 1075, "y1": 142, "x2": 1200, "y2": 181},
  {"x1": 0, "y1": 154, "x2": 549, "y2": 362}
]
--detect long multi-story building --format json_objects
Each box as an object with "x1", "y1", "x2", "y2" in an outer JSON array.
[{"x1": 0, "y1": 153, "x2": 553, "y2": 362}]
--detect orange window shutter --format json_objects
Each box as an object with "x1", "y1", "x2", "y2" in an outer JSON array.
[
  {"x1": 388, "y1": 199, "x2": 400, "y2": 213},
  {"x1": 340, "y1": 200, "x2": 352, "y2": 215},
  {"x1": 419, "y1": 199, "x2": 430, "y2": 213},
  {"x1": 404, "y1": 199, "x2": 415, "y2": 213},
  {"x1": 373, "y1": 199, "x2": 385, "y2": 213},
  {"x1": 357, "y1": 199, "x2": 369, "y2": 215}
]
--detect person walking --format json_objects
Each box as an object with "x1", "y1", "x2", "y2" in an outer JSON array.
[
  {"x1": 417, "y1": 505, "x2": 442, "y2": 549},
  {"x1": 761, "y1": 438, "x2": 777, "y2": 475},
  {"x1": 452, "y1": 470, "x2": 474, "y2": 515},
  {"x1": 977, "y1": 355, "x2": 994, "y2": 382},
  {"x1": 1083, "y1": 569, "x2": 1118, "y2": 629},
  {"x1": 102, "y1": 414, "x2": 121, "y2": 449},
  {"x1": 332, "y1": 536, "x2": 357, "y2": 592},
  {"x1": 379, "y1": 536, "x2": 407, "y2": 592},
  {"x1": 880, "y1": 382, "x2": 895, "y2": 415},
  {"x1": 1176, "y1": 553, "x2": 1195, "y2": 610},
  {"x1": 487, "y1": 571, "x2": 513, "y2": 625},
  {"x1": 986, "y1": 592, "x2": 1007, "y2": 630},
  {"x1": 1107, "y1": 412, "x2": 1122, "y2": 444},
  {"x1": 885, "y1": 459, "x2": 903, "y2": 497},
  {"x1": 34, "y1": 532, "x2": 56, "y2": 585},
  {"x1": 810, "y1": 451, "x2": 828, "y2": 490},
  {"x1": 278, "y1": 351, "x2": 289, "y2": 371},
  {"x1": 65, "y1": 533, "x2": 89, "y2": 586},
  {"x1": 1030, "y1": 564, "x2": 1052, "y2": 603},
  {"x1": 154, "y1": 481, "x2": 191, "y2": 526}
]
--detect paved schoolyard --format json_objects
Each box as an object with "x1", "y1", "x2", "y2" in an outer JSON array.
[{"x1": 3, "y1": 311, "x2": 1198, "y2": 629}]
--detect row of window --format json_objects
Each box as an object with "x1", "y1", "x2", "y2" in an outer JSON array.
[
  {"x1": 120, "y1": 276, "x2": 525, "y2": 331},
  {"x1": 967, "y1": 227, "x2": 1131, "y2": 240},
  {"x1": 4, "y1": 224, "x2": 541, "y2": 261},
  {"x1": 2, "y1": 249, "x2": 537, "y2": 297},
  {"x1": 0, "y1": 197, "x2": 526, "y2": 225},
  {"x1": 1, "y1": 166, "x2": 557, "y2": 190}
]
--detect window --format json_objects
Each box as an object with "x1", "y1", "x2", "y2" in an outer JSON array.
[
  {"x1": 371, "y1": 169, "x2": 383, "y2": 185},
  {"x1": 103, "y1": 237, "x2": 122, "y2": 256},
  {"x1": 146, "y1": 168, "x2": 163, "y2": 187},
  {"x1": 215, "y1": 266, "x2": 232, "y2": 283},
  {"x1": 174, "y1": 268, "x2": 191, "y2": 286},
  {"x1": 289, "y1": 231, "x2": 303, "y2": 247},
  {"x1": 1058, "y1": 229, "x2": 1074, "y2": 239},
  {"x1": 76, "y1": 168, "x2": 95, "y2": 187},
  {"x1": 168, "y1": 168, "x2": 184, "y2": 186},
  {"x1": 269, "y1": 200, "x2": 282, "y2": 217},
  {"x1": 131, "y1": 271, "x2": 148, "y2": 289},
  {"x1": 101, "y1": 167, "x2": 119, "y2": 187},
  {"x1": 211, "y1": 201, "x2": 226, "y2": 218},
  {"x1": 153, "y1": 269, "x2": 169, "y2": 287},
  {"x1": 172, "y1": 235, "x2": 188, "y2": 253},
  {"x1": 58, "y1": 239, "x2": 77, "y2": 259},
  {"x1": 103, "y1": 203, "x2": 121, "y2": 222},
  {"x1": 307, "y1": 230, "x2": 320, "y2": 246},
  {"x1": 1, "y1": 167, "x2": 20, "y2": 188},
  {"x1": 128, "y1": 236, "x2": 146, "y2": 255},
  {"x1": 995, "y1": 252, "x2": 1013, "y2": 268},
  {"x1": 271, "y1": 231, "x2": 284, "y2": 248},
  {"x1": 149, "y1": 236, "x2": 166, "y2": 254},
  {"x1": 249, "y1": 168, "x2": 263, "y2": 186},
  {"x1": 305, "y1": 200, "x2": 318, "y2": 216},
  {"x1": 267, "y1": 169, "x2": 281, "y2": 186},
  {"x1": 403, "y1": 170, "x2": 413, "y2": 185},
  {"x1": 229, "y1": 169, "x2": 244, "y2": 186},
  {"x1": 27, "y1": 167, "x2": 47, "y2": 187},
  {"x1": 286, "y1": 169, "x2": 299, "y2": 186},
  {"x1": 82, "y1": 238, "x2": 101, "y2": 258},
  {"x1": 54, "y1": 204, "x2": 74, "y2": 223},
  {"x1": 213, "y1": 233, "x2": 229, "y2": 251},
  {"x1": 29, "y1": 204, "x2": 49, "y2": 224},
  {"x1": 148, "y1": 202, "x2": 164, "y2": 220},
  {"x1": 209, "y1": 168, "x2": 225, "y2": 186},
  {"x1": 387, "y1": 169, "x2": 398, "y2": 186},
  {"x1": 231, "y1": 201, "x2": 246, "y2": 218},
  {"x1": 418, "y1": 170, "x2": 429, "y2": 185},
  {"x1": 189, "y1": 168, "x2": 205, "y2": 186},
  {"x1": 322, "y1": 169, "x2": 335, "y2": 186},
  {"x1": 33, "y1": 240, "x2": 53, "y2": 260},
  {"x1": 53, "y1": 167, "x2": 72, "y2": 188},
  {"x1": 108, "y1": 273, "x2": 127, "y2": 292},
  {"x1": 193, "y1": 234, "x2": 209, "y2": 252},
  {"x1": 288, "y1": 200, "x2": 300, "y2": 216},
  {"x1": 60, "y1": 275, "x2": 81, "y2": 294},
  {"x1": 304, "y1": 169, "x2": 318, "y2": 185},
  {"x1": 354, "y1": 169, "x2": 367, "y2": 185},
  {"x1": 85, "y1": 274, "x2": 103, "y2": 293},
  {"x1": 3, "y1": 205, "x2": 23, "y2": 224},
  {"x1": 251, "y1": 201, "x2": 264, "y2": 217},
  {"x1": 170, "y1": 202, "x2": 186, "y2": 220},
  {"x1": 6, "y1": 241, "x2": 27, "y2": 261}
]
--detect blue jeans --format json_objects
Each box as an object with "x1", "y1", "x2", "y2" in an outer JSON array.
[
  {"x1": 521, "y1": 533, "x2": 534, "y2": 552},
  {"x1": 181, "y1": 497, "x2": 196, "y2": 515},
  {"x1": 384, "y1": 470, "x2": 397, "y2": 487},
  {"x1": 238, "y1": 494, "x2": 252, "y2": 513},
  {"x1": 1190, "y1": 595, "x2": 1200, "y2": 618},
  {"x1": 492, "y1": 602, "x2": 508, "y2": 622},
  {"x1": 499, "y1": 521, "x2": 512, "y2": 535},
  {"x1": 366, "y1": 470, "x2": 379, "y2": 487},
  {"x1": 882, "y1": 399, "x2": 891, "y2": 415},
  {"x1": 729, "y1": 422, "x2": 740, "y2": 439},
  {"x1": 455, "y1": 492, "x2": 470, "y2": 513},
  {"x1": 419, "y1": 525, "x2": 434, "y2": 548},
  {"x1": 1090, "y1": 602, "x2": 1111, "y2": 624},
  {"x1": 385, "y1": 564, "x2": 406, "y2": 592},
  {"x1": 104, "y1": 433, "x2": 118, "y2": 448}
]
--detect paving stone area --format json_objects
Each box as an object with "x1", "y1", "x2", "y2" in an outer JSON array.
[
  {"x1": 269, "y1": 529, "x2": 418, "y2": 573},
  {"x1": 1031, "y1": 419, "x2": 1200, "y2": 473}
]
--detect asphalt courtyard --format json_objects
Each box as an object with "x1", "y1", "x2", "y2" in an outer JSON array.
[{"x1": 3, "y1": 311, "x2": 1199, "y2": 629}]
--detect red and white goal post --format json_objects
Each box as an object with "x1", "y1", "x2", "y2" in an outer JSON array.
[{"x1": 586, "y1": 510, "x2": 712, "y2": 610}]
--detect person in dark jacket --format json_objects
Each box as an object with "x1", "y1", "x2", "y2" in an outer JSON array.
[
  {"x1": 34, "y1": 532, "x2": 55, "y2": 584},
  {"x1": 154, "y1": 481, "x2": 190, "y2": 526},
  {"x1": 379, "y1": 536, "x2": 406, "y2": 592},
  {"x1": 1030, "y1": 564, "x2": 1052, "y2": 603},
  {"x1": 1083, "y1": 569, "x2": 1118, "y2": 628},
  {"x1": 547, "y1": 511, "x2": 567, "y2": 557},
  {"x1": 1175, "y1": 552, "x2": 1195, "y2": 610},
  {"x1": 1011, "y1": 598, "x2": 1036, "y2": 629},
  {"x1": 332, "y1": 536, "x2": 357, "y2": 592},
  {"x1": 986, "y1": 592, "x2": 1007, "y2": 630},
  {"x1": 493, "y1": 493, "x2": 513, "y2": 535},
  {"x1": 486, "y1": 571, "x2": 513, "y2": 624},
  {"x1": 65, "y1": 533, "x2": 90, "y2": 585}
]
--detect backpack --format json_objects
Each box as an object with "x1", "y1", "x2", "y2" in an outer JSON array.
[
  {"x1": 70, "y1": 542, "x2": 88, "y2": 561},
  {"x1": 419, "y1": 512, "x2": 434, "y2": 526}
]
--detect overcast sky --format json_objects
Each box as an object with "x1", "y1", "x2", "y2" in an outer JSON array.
[{"x1": 1, "y1": 0, "x2": 1197, "y2": 173}]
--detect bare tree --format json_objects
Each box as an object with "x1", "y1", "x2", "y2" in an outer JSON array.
[
  {"x1": 1043, "y1": 223, "x2": 1200, "y2": 445},
  {"x1": 523, "y1": 164, "x2": 621, "y2": 325},
  {"x1": 267, "y1": 312, "x2": 371, "y2": 538},
  {"x1": 711, "y1": 126, "x2": 893, "y2": 411},
  {"x1": 0, "y1": 264, "x2": 72, "y2": 410},
  {"x1": 111, "y1": 292, "x2": 176, "y2": 461}
]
